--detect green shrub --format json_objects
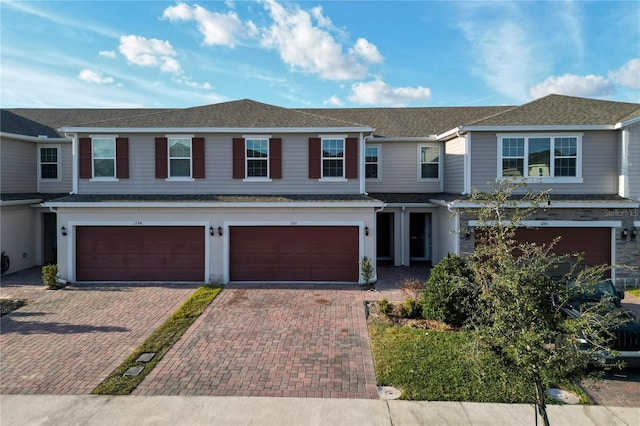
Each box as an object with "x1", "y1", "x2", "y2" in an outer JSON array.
[
  {"x1": 42, "y1": 264, "x2": 62, "y2": 289},
  {"x1": 360, "y1": 256, "x2": 374, "y2": 288},
  {"x1": 400, "y1": 298, "x2": 421, "y2": 318},
  {"x1": 378, "y1": 298, "x2": 392, "y2": 315},
  {"x1": 422, "y1": 253, "x2": 478, "y2": 327}
]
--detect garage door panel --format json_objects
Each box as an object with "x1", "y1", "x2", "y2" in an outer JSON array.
[
  {"x1": 76, "y1": 226, "x2": 204, "y2": 281},
  {"x1": 230, "y1": 226, "x2": 359, "y2": 282}
]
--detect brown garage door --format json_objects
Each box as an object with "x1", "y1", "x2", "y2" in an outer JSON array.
[
  {"x1": 515, "y1": 227, "x2": 611, "y2": 269},
  {"x1": 76, "y1": 226, "x2": 205, "y2": 281},
  {"x1": 230, "y1": 226, "x2": 359, "y2": 281}
]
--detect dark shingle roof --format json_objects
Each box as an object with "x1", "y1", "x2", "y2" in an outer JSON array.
[
  {"x1": 467, "y1": 94, "x2": 640, "y2": 127},
  {"x1": 61, "y1": 100, "x2": 371, "y2": 129},
  {"x1": 44, "y1": 193, "x2": 381, "y2": 203},
  {"x1": 296, "y1": 106, "x2": 513, "y2": 138},
  {"x1": 1, "y1": 193, "x2": 68, "y2": 202},
  {"x1": 368, "y1": 193, "x2": 442, "y2": 204}
]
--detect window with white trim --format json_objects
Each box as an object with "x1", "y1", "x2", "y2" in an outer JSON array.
[
  {"x1": 168, "y1": 137, "x2": 192, "y2": 177},
  {"x1": 365, "y1": 146, "x2": 380, "y2": 179},
  {"x1": 246, "y1": 138, "x2": 269, "y2": 178},
  {"x1": 499, "y1": 135, "x2": 580, "y2": 179},
  {"x1": 322, "y1": 138, "x2": 344, "y2": 178},
  {"x1": 419, "y1": 145, "x2": 439, "y2": 180},
  {"x1": 39, "y1": 146, "x2": 59, "y2": 180},
  {"x1": 92, "y1": 138, "x2": 115, "y2": 178}
]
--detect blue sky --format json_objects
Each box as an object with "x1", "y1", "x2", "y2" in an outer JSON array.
[{"x1": 1, "y1": 0, "x2": 639, "y2": 108}]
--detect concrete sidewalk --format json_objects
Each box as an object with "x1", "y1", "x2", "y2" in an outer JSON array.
[{"x1": 1, "y1": 395, "x2": 638, "y2": 426}]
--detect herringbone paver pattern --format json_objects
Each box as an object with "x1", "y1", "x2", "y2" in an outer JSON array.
[
  {"x1": 133, "y1": 285, "x2": 381, "y2": 398},
  {"x1": 0, "y1": 283, "x2": 198, "y2": 394}
]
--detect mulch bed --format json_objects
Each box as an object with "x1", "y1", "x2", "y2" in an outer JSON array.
[{"x1": 366, "y1": 300, "x2": 454, "y2": 331}]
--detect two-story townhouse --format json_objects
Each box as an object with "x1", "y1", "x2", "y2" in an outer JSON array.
[{"x1": 1, "y1": 95, "x2": 638, "y2": 286}]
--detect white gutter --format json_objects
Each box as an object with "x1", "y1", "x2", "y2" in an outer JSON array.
[
  {"x1": 429, "y1": 199, "x2": 639, "y2": 209},
  {"x1": 616, "y1": 115, "x2": 640, "y2": 128},
  {"x1": 42, "y1": 201, "x2": 385, "y2": 209},
  {"x1": 0, "y1": 199, "x2": 43, "y2": 206},
  {"x1": 0, "y1": 132, "x2": 71, "y2": 143},
  {"x1": 458, "y1": 125, "x2": 614, "y2": 132},
  {"x1": 368, "y1": 136, "x2": 438, "y2": 142},
  {"x1": 58, "y1": 126, "x2": 375, "y2": 134}
]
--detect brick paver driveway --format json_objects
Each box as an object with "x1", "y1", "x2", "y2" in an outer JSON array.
[
  {"x1": 0, "y1": 281, "x2": 199, "y2": 394},
  {"x1": 134, "y1": 284, "x2": 381, "y2": 399}
]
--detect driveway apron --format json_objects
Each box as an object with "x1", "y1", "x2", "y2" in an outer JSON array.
[
  {"x1": 134, "y1": 285, "x2": 380, "y2": 399},
  {"x1": 0, "y1": 283, "x2": 199, "y2": 394}
]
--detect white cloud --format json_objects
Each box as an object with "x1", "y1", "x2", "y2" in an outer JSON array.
[
  {"x1": 99, "y1": 50, "x2": 116, "y2": 59},
  {"x1": 174, "y1": 75, "x2": 213, "y2": 90},
  {"x1": 163, "y1": 3, "x2": 255, "y2": 47},
  {"x1": 351, "y1": 38, "x2": 383, "y2": 65},
  {"x1": 610, "y1": 58, "x2": 640, "y2": 89},
  {"x1": 260, "y1": 0, "x2": 381, "y2": 81},
  {"x1": 119, "y1": 35, "x2": 181, "y2": 74},
  {"x1": 348, "y1": 79, "x2": 432, "y2": 106},
  {"x1": 78, "y1": 69, "x2": 114, "y2": 84},
  {"x1": 324, "y1": 95, "x2": 343, "y2": 106},
  {"x1": 528, "y1": 74, "x2": 615, "y2": 99}
]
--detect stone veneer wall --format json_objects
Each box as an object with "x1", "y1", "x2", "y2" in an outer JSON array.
[{"x1": 458, "y1": 207, "x2": 639, "y2": 289}]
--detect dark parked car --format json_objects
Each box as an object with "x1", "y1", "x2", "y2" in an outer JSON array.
[{"x1": 557, "y1": 280, "x2": 640, "y2": 367}]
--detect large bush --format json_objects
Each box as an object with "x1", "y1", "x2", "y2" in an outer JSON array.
[{"x1": 422, "y1": 253, "x2": 478, "y2": 327}]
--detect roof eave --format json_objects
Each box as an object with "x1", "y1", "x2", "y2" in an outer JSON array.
[
  {"x1": 42, "y1": 201, "x2": 385, "y2": 208},
  {"x1": 458, "y1": 125, "x2": 615, "y2": 132},
  {"x1": 58, "y1": 126, "x2": 376, "y2": 134},
  {"x1": 0, "y1": 132, "x2": 72, "y2": 143}
]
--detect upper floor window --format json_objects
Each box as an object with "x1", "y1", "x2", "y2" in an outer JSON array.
[
  {"x1": 39, "y1": 146, "x2": 59, "y2": 180},
  {"x1": 168, "y1": 137, "x2": 192, "y2": 178},
  {"x1": 92, "y1": 138, "x2": 116, "y2": 178},
  {"x1": 365, "y1": 146, "x2": 380, "y2": 180},
  {"x1": 419, "y1": 145, "x2": 440, "y2": 180},
  {"x1": 246, "y1": 138, "x2": 269, "y2": 178},
  {"x1": 322, "y1": 138, "x2": 344, "y2": 178},
  {"x1": 499, "y1": 134, "x2": 581, "y2": 180}
]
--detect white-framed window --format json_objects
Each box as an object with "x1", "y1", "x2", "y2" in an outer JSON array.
[
  {"x1": 418, "y1": 145, "x2": 440, "y2": 180},
  {"x1": 322, "y1": 138, "x2": 345, "y2": 178},
  {"x1": 245, "y1": 138, "x2": 269, "y2": 178},
  {"x1": 38, "y1": 145, "x2": 60, "y2": 180},
  {"x1": 92, "y1": 137, "x2": 116, "y2": 178},
  {"x1": 168, "y1": 137, "x2": 192, "y2": 178},
  {"x1": 498, "y1": 134, "x2": 582, "y2": 181},
  {"x1": 365, "y1": 145, "x2": 380, "y2": 180}
]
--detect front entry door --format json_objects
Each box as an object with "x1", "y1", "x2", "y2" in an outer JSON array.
[
  {"x1": 376, "y1": 212, "x2": 393, "y2": 261},
  {"x1": 42, "y1": 213, "x2": 57, "y2": 264},
  {"x1": 410, "y1": 213, "x2": 431, "y2": 261}
]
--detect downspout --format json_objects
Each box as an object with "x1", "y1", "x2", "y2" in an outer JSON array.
[
  {"x1": 620, "y1": 128, "x2": 629, "y2": 198},
  {"x1": 463, "y1": 131, "x2": 471, "y2": 195},
  {"x1": 360, "y1": 132, "x2": 367, "y2": 195},
  {"x1": 400, "y1": 206, "x2": 405, "y2": 266}
]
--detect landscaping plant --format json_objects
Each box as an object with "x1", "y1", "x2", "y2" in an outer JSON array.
[{"x1": 41, "y1": 264, "x2": 63, "y2": 289}]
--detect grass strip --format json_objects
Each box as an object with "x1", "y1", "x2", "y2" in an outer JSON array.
[
  {"x1": 92, "y1": 284, "x2": 222, "y2": 395},
  {"x1": 628, "y1": 288, "x2": 640, "y2": 298},
  {"x1": 369, "y1": 321, "x2": 588, "y2": 403}
]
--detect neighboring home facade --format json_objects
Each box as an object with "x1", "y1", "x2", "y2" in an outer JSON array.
[{"x1": 1, "y1": 95, "x2": 639, "y2": 286}]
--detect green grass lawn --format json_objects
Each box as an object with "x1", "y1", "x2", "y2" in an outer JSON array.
[
  {"x1": 628, "y1": 288, "x2": 640, "y2": 298},
  {"x1": 369, "y1": 321, "x2": 586, "y2": 403},
  {"x1": 93, "y1": 284, "x2": 222, "y2": 395}
]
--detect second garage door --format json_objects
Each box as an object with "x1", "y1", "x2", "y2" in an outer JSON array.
[
  {"x1": 515, "y1": 227, "x2": 611, "y2": 269},
  {"x1": 76, "y1": 226, "x2": 205, "y2": 281},
  {"x1": 230, "y1": 226, "x2": 359, "y2": 282}
]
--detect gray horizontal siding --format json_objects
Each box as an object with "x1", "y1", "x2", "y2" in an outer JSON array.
[
  {"x1": 78, "y1": 133, "x2": 360, "y2": 194},
  {"x1": 1, "y1": 137, "x2": 37, "y2": 193},
  {"x1": 365, "y1": 141, "x2": 441, "y2": 193},
  {"x1": 470, "y1": 130, "x2": 619, "y2": 194},
  {"x1": 38, "y1": 142, "x2": 72, "y2": 194},
  {"x1": 443, "y1": 136, "x2": 465, "y2": 194}
]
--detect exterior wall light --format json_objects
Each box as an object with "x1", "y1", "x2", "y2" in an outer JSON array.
[
  {"x1": 464, "y1": 228, "x2": 472, "y2": 240},
  {"x1": 621, "y1": 228, "x2": 629, "y2": 240},
  {"x1": 631, "y1": 228, "x2": 637, "y2": 241},
  {"x1": 364, "y1": 226, "x2": 369, "y2": 236},
  {"x1": 218, "y1": 226, "x2": 223, "y2": 236},
  {"x1": 209, "y1": 226, "x2": 214, "y2": 236},
  {"x1": 61, "y1": 226, "x2": 67, "y2": 236}
]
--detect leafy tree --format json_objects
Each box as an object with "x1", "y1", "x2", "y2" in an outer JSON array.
[{"x1": 466, "y1": 178, "x2": 626, "y2": 426}]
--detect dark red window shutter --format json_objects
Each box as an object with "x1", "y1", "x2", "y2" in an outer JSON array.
[
  {"x1": 192, "y1": 137, "x2": 205, "y2": 179},
  {"x1": 155, "y1": 137, "x2": 168, "y2": 178},
  {"x1": 345, "y1": 137, "x2": 358, "y2": 179},
  {"x1": 79, "y1": 137, "x2": 92, "y2": 178},
  {"x1": 115, "y1": 137, "x2": 129, "y2": 179},
  {"x1": 309, "y1": 137, "x2": 321, "y2": 179},
  {"x1": 270, "y1": 138, "x2": 282, "y2": 179},
  {"x1": 232, "y1": 138, "x2": 245, "y2": 179}
]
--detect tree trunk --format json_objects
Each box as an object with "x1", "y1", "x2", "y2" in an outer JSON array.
[{"x1": 533, "y1": 368, "x2": 549, "y2": 426}]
